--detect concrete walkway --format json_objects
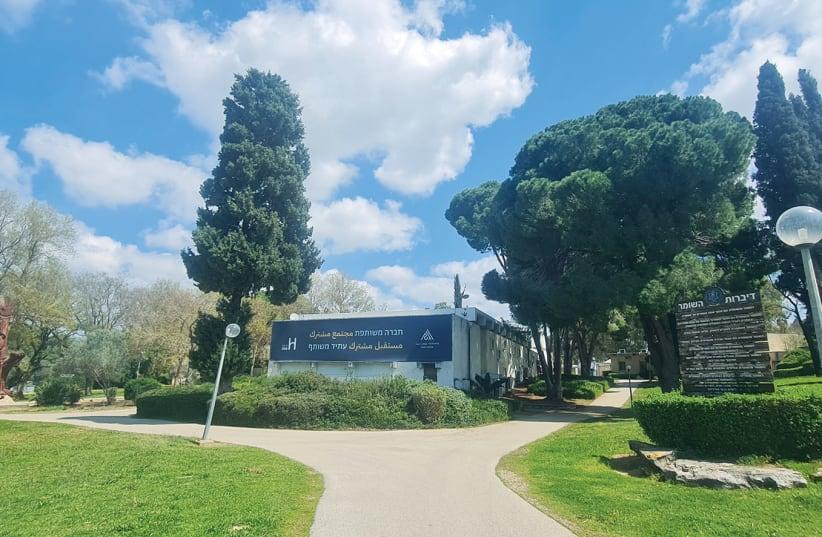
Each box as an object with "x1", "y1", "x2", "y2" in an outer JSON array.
[{"x1": 0, "y1": 382, "x2": 634, "y2": 537}]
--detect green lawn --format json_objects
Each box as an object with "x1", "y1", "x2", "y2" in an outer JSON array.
[
  {"x1": 498, "y1": 382, "x2": 822, "y2": 537},
  {"x1": 0, "y1": 421, "x2": 322, "y2": 537}
]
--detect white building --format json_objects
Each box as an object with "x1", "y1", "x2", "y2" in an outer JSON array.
[{"x1": 268, "y1": 308, "x2": 537, "y2": 389}]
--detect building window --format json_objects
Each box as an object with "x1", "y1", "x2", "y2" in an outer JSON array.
[{"x1": 619, "y1": 361, "x2": 626, "y2": 372}]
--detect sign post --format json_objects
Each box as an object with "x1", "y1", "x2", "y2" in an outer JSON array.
[{"x1": 675, "y1": 289, "x2": 773, "y2": 396}]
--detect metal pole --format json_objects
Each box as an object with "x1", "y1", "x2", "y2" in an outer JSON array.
[
  {"x1": 202, "y1": 336, "x2": 229, "y2": 442},
  {"x1": 628, "y1": 371, "x2": 633, "y2": 406},
  {"x1": 800, "y1": 247, "x2": 822, "y2": 367}
]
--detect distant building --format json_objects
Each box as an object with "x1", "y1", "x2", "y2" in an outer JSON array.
[
  {"x1": 269, "y1": 308, "x2": 537, "y2": 389},
  {"x1": 608, "y1": 349, "x2": 652, "y2": 377},
  {"x1": 766, "y1": 332, "x2": 805, "y2": 364}
]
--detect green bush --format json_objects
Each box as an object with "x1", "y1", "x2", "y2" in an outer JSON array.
[
  {"x1": 468, "y1": 396, "x2": 513, "y2": 424},
  {"x1": 124, "y1": 378, "x2": 162, "y2": 401},
  {"x1": 527, "y1": 376, "x2": 611, "y2": 399},
  {"x1": 633, "y1": 391, "x2": 822, "y2": 459},
  {"x1": 104, "y1": 387, "x2": 117, "y2": 404},
  {"x1": 778, "y1": 347, "x2": 811, "y2": 368},
  {"x1": 135, "y1": 384, "x2": 213, "y2": 422},
  {"x1": 409, "y1": 382, "x2": 447, "y2": 424},
  {"x1": 35, "y1": 377, "x2": 82, "y2": 406},
  {"x1": 441, "y1": 387, "x2": 473, "y2": 425},
  {"x1": 136, "y1": 372, "x2": 515, "y2": 430},
  {"x1": 562, "y1": 380, "x2": 605, "y2": 399},
  {"x1": 773, "y1": 363, "x2": 816, "y2": 377}
]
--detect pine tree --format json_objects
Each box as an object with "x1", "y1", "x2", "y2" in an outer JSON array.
[
  {"x1": 753, "y1": 62, "x2": 822, "y2": 375},
  {"x1": 182, "y1": 69, "x2": 322, "y2": 387}
]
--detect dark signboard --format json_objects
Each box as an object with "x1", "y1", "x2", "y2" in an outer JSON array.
[
  {"x1": 270, "y1": 313, "x2": 453, "y2": 363},
  {"x1": 676, "y1": 289, "x2": 773, "y2": 396}
]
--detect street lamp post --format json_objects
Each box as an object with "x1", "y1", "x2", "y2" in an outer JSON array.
[
  {"x1": 201, "y1": 323, "x2": 241, "y2": 443},
  {"x1": 626, "y1": 364, "x2": 633, "y2": 406},
  {"x1": 776, "y1": 206, "x2": 822, "y2": 373}
]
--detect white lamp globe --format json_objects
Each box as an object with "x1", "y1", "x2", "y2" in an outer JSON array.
[
  {"x1": 775, "y1": 206, "x2": 822, "y2": 247},
  {"x1": 225, "y1": 323, "x2": 241, "y2": 338}
]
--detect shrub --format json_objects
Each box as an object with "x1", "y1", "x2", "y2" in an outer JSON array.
[
  {"x1": 104, "y1": 387, "x2": 117, "y2": 404},
  {"x1": 135, "y1": 384, "x2": 213, "y2": 422},
  {"x1": 527, "y1": 379, "x2": 547, "y2": 396},
  {"x1": 468, "y1": 396, "x2": 512, "y2": 424},
  {"x1": 409, "y1": 382, "x2": 447, "y2": 424},
  {"x1": 773, "y1": 363, "x2": 815, "y2": 377},
  {"x1": 124, "y1": 378, "x2": 162, "y2": 401},
  {"x1": 778, "y1": 347, "x2": 811, "y2": 368},
  {"x1": 35, "y1": 377, "x2": 82, "y2": 406},
  {"x1": 136, "y1": 373, "x2": 513, "y2": 430},
  {"x1": 633, "y1": 391, "x2": 822, "y2": 459},
  {"x1": 441, "y1": 387, "x2": 473, "y2": 425},
  {"x1": 528, "y1": 377, "x2": 611, "y2": 399},
  {"x1": 562, "y1": 380, "x2": 605, "y2": 400}
]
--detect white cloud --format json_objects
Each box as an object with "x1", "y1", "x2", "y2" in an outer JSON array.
[
  {"x1": 366, "y1": 255, "x2": 511, "y2": 319},
  {"x1": 676, "y1": 0, "x2": 706, "y2": 23},
  {"x1": 101, "y1": 0, "x2": 533, "y2": 200},
  {"x1": 142, "y1": 222, "x2": 192, "y2": 251},
  {"x1": 311, "y1": 197, "x2": 422, "y2": 255},
  {"x1": 0, "y1": 134, "x2": 30, "y2": 197},
  {"x1": 0, "y1": 0, "x2": 41, "y2": 34},
  {"x1": 21, "y1": 125, "x2": 204, "y2": 222},
  {"x1": 662, "y1": 24, "x2": 673, "y2": 48},
  {"x1": 92, "y1": 56, "x2": 164, "y2": 90},
  {"x1": 69, "y1": 222, "x2": 190, "y2": 287},
  {"x1": 671, "y1": 0, "x2": 822, "y2": 117}
]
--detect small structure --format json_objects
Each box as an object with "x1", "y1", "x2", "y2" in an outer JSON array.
[
  {"x1": 269, "y1": 308, "x2": 537, "y2": 389},
  {"x1": 609, "y1": 350, "x2": 652, "y2": 377}
]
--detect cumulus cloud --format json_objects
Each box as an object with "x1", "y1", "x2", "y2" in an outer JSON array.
[
  {"x1": 311, "y1": 197, "x2": 422, "y2": 255},
  {"x1": 21, "y1": 125, "x2": 204, "y2": 222},
  {"x1": 366, "y1": 255, "x2": 511, "y2": 319},
  {"x1": 92, "y1": 56, "x2": 164, "y2": 90},
  {"x1": 69, "y1": 222, "x2": 191, "y2": 287},
  {"x1": 0, "y1": 134, "x2": 30, "y2": 197},
  {"x1": 670, "y1": 0, "x2": 822, "y2": 117},
  {"x1": 0, "y1": 0, "x2": 41, "y2": 34},
  {"x1": 142, "y1": 222, "x2": 192, "y2": 251},
  {"x1": 100, "y1": 0, "x2": 533, "y2": 201},
  {"x1": 676, "y1": 0, "x2": 706, "y2": 23}
]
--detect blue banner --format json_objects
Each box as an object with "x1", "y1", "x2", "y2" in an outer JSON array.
[{"x1": 270, "y1": 313, "x2": 453, "y2": 362}]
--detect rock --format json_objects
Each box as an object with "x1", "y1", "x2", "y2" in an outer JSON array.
[
  {"x1": 813, "y1": 468, "x2": 822, "y2": 482},
  {"x1": 629, "y1": 440, "x2": 807, "y2": 490}
]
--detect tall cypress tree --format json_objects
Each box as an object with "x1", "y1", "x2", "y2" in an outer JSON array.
[
  {"x1": 182, "y1": 69, "x2": 322, "y2": 387},
  {"x1": 753, "y1": 62, "x2": 822, "y2": 375}
]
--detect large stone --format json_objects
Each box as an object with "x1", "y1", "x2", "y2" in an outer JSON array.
[{"x1": 629, "y1": 440, "x2": 808, "y2": 490}]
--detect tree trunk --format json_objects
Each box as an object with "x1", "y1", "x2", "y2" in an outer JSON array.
[
  {"x1": 550, "y1": 327, "x2": 563, "y2": 400},
  {"x1": 640, "y1": 313, "x2": 680, "y2": 392},
  {"x1": 531, "y1": 325, "x2": 554, "y2": 396},
  {"x1": 562, "y1": 330, "x2": 573, "y2": 376}
]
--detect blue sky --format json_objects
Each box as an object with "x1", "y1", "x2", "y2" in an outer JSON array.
[{"x1": 1, "y1": 0, "x2": 820, "y2": 318}]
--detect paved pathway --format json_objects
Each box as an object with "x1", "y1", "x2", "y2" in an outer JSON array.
[{"x1": 0, "y1": 382, "x2": 634, "y2": 537}]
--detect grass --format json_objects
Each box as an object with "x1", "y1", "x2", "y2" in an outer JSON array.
[
  {"x1": 0, "y1": 421, "x2": 322, "y2": 537},
  {"x1": 498, "y1": 384, "x2": 822, "y2": 537}
]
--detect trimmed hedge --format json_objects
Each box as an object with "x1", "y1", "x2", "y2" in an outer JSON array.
[
  {"x1": 773, "y1": 363, "x2": 816, "y2": 378},
  {"x1": 633, "y1": 391, "x2": 822, "y2": 459},
  {"x1": 138, "y1": 372, "x2": 514, "y2": 430},
  {"x1": 124, "y1": 378, "x2": 162, "y2": 401},
  {"x1": 135, "y1": 384, "x2": 213, "y2": 422},
  {"x1": 527, "y1": 376, "x2": 613, "y2": 399}
]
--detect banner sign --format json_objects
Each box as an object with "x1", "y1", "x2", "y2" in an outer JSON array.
[
  {"x1": 675, "y1": 288, "x2": 773, "y2": 396},
  {"x1": 270, "y1": 313, "x2": 453, "y2": 362}
]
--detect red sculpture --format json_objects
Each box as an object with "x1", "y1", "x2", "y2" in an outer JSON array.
[{"x1": 0, "y1": 298, "x2": 24, "y2": 399}]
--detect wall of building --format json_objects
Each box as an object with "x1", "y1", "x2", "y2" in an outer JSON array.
[{"x1": 268, "y1": 309, "x2": 534, "y2": 389}]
